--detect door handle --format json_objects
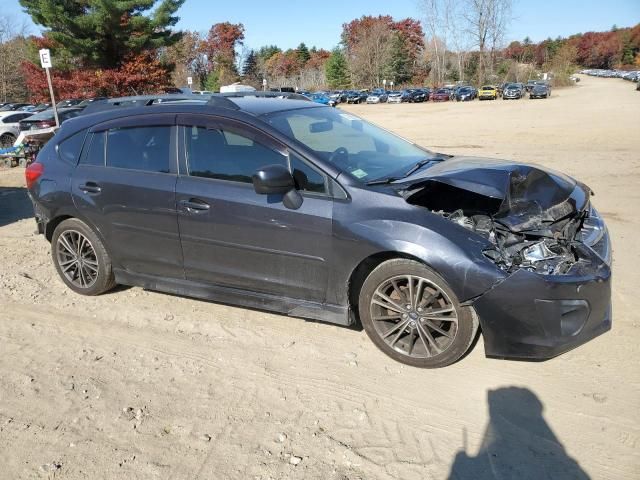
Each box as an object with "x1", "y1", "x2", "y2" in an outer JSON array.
[
  {"x1": 180, "y1": 198, "x2": 210, "y2": 211},
  {"x1": 79, "y1": 182, "x2": 101, "y2": 194}
]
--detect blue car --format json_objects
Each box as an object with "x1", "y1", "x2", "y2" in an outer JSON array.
[{"x1": 309, "y1": 93, "x2": 336, "y2": 107}]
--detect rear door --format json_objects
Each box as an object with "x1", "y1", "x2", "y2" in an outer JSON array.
[
  {"x1": 175, "y1": 114, "x2": 333, "y2": 302},
  {"x1": 71, "y1": 114, "x2": 183, "y2": 278}
]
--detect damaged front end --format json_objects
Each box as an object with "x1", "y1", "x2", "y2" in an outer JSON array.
[
  {"x1": 403, "y1": 157, "x2": 611, "y2": 276},
  {"x1": 400, "y1": 156, "x2": 612, "y2": 359}
]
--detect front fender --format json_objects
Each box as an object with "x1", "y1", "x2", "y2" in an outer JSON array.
[{"x1": 329, "y1": 215, "x2": 506, "y2": 306}]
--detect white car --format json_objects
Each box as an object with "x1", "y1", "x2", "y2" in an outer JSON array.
[
  {"x1": 0, "y1": 111, "x2": 34, "y2": 148},
  {"x1": 387, "y1": 92, "x2": 403, "y2": 103}
]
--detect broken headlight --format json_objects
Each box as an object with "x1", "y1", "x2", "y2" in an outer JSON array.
[{"x1": 577, "y1": 205, "x2": 611, "y2": 264}]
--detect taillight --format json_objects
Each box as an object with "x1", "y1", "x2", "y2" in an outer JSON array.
[
  {"x1": 25, "y1": 162, "x2": 44, "y2": 189},
  {"x1": 36, "y1": 121, "x2": 55, "y2": 129}
]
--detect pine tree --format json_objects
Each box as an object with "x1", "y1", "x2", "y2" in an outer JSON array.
[
  {"x1": 296, "y1": 42, "x2": 310, "y2": 65},
  {"x1": 19, "y1": 0, "x2": 185, "y2": 69},
  {"x1": 242, "y1": 50, "x2": 259, "y2": 81},
  {"x1": 385, "y1": 33, "x2": 410, "y2": 85},
  {"x1": 325, "y1": 48, "x2": 350, "y2": 89}
]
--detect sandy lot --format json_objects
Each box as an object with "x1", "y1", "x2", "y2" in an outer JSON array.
[{"x1": 1, "y1": 75, "x2": 639, "y2": 479}]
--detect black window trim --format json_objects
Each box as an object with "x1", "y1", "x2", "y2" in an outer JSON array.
[{"x1": 176, "y1": 115, "x2": 332, "y2": 198}]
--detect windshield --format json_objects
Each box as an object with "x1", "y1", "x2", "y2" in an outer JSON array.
[{"x1": 264, "y1": 107, "x2": 432, "y2": 182}]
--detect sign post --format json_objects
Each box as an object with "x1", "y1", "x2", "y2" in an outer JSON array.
[
  {"x1": 187, "y1": 76, "x2": 193, "y2": 87},
  {"x1": 382, "y1": 79, "x2": 387, "y2": 89},
  {"x1": 39, "y1": 49, "x2": 59, "y2": 128},
  {"x1": 262, "y1": 78, "x2": 267, "y2": 91}
]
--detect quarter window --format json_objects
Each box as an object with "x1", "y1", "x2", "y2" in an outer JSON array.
[
  {"x1": 106, "y1": 126, "x2": 171, "y2": 173},
  {"x1": 57, "y1": 129, "x2": 87, "y2": 164},
  {"x1": 185, "y1": 126, "x2": 287, "y2": 183},
  {"x1": 80, "y1": 131, "x2": 105, "y2": 166},
  {"x1": 290, "y1": 154, "x2": 326, "y2": 194}
]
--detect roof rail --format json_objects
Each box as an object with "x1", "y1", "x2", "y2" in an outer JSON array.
[
  {"x1": 209, "y1": 91, "x2": 311, "y2": 103},
  {"x1": 81, "y1": 91, "x2": 310, "y2": 116},
  {"x1": 81, "y1": 94, "x2": 216, "y2": 115}
]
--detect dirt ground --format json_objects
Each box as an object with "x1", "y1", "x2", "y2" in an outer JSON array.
[{"x1": 1, "y1": 75, "x2": 638, "y2": 480}]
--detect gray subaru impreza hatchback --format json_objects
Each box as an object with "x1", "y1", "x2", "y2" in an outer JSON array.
[{"x1": 26, "y1": 93, "x2": 612, "y2": 368}]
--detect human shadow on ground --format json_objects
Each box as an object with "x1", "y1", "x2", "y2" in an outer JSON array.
[
  {"x1": 0, "y1": 187, "x2": 33, "y2": 227},
  {"x1": 447, "y1": 387, "x2": 590, "y2": 480}
]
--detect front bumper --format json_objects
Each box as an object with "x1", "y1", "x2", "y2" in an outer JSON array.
[{"x1": 472, "y1": 245, "x2": 612, "y2": 360}]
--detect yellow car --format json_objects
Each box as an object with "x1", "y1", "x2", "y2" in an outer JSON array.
[{"x1": 478, "y1": 85, "x2": 498, "y2": 100}]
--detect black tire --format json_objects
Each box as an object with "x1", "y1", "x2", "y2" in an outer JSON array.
[
  {"x1": 51, "y1": 218, "x2": 116, "y2": 295},
  {"x1": 0, "y1": 133, "x2": 16, "y2": 148},
  {"x1": 358, "y1": 259, "x2": 478, "y2": 368}
]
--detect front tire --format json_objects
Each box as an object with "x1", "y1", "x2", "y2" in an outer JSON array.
[
  {"x1": 51, "y1": 218, "x2": 116, "y2": 295},
  {"x1": 358, "y1": 259, "x2": 478, "y2": 368}
]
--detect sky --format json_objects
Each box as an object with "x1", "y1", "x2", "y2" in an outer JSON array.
[{"x1": 2, "y1": 0, "x2": 639, "y2": 51}]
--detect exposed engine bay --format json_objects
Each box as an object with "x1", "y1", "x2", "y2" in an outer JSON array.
[{"x1": 401, "y1": 157, "x2": 606, "y2": 275}]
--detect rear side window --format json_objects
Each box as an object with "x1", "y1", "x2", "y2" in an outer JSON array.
[
  {"x1": 106, "y1": 126, "x2": 171, "y2": 173},
  {"x1": 57, "y1": 129, "x2": 87, "y2": 164},
  {"x1": 80, "y1": 132, "x2": 105, "y2": 166},
  {"x1": 3, "y1": 113, "x2": 30, "y2": 123},
  {"x1": 185, "y1": 126, "x2": 286, "y2": 183}
]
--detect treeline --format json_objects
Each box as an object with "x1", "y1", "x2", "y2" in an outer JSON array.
[{"x1": 1, "y1": 0, "x2": 639, "y2": 103}]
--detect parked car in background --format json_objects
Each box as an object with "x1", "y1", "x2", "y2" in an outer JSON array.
[
  {"x1": 430, "y1": 88, "x2": 452, "y2": 102},
  {"x1": 0, "y1": 111, "x2": 34, "y2": 147},
  {"x1": 402, "y1": 89, "x2": 428, "y2": 103},
  {"x1": 525, "y1": 80, "x2": 537, "y2": 92},
  {"x1": 78, "y1": 97, "x2": 108, "y2": 108},
  {"x1": 328, "y1": 91, "x2": 348, "y2": 104},
  {"x1": 529, "y1": 84, "x2": 550, "y2": 99},
  {"x1": 309, "y1": 93, "x2": 337, "y2": 107},
  {"x1": 345, "y1": 90, "x2": 367, "y2": 104},
  {"x1": 455, "y1": 86, "x2": 476, "y2": 101},
  {"x1": 366, "y1": 89, "x2": 389, "y2": 104},
  {"x1": 19, "y1": 107, "x2": 83, "y2": 132},
  {"x1": 0, "y1": 103, "x2": 32, "y2": 111},
  {"x1": 502, "y1": 83, "x2": 523, "y2": 100},
  {"x1": 56, "y1": 99, "x2": 83, "y2": 108},
  {"x1": 20, "y1": 103, "x2": 50, "y2": 113},
  {"x1": 478, "y1": 86, "x2": 498, "y2": 100},
  {"x1": 386, "y1": 91, "x2": 404, "y2": 103}
]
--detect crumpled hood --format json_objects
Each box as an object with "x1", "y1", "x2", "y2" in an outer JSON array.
[{"x1": 402, "y1": 156, "x2": 591, "y2": 233}]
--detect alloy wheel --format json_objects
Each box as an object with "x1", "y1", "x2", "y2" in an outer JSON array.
[
  {"x1": 56, "y1": 230, "x2": 99, "y2": 288},
  {"x1": 369, "y1": 275, "x2": 458, "y2": 359}
]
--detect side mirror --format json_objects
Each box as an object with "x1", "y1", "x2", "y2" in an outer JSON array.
[
  {"x1": 252, "y1": 164, "x2": 294, "y2": 194},
  {"x1": 252, "y1": 164, "x2": 303, "y2": 210}
]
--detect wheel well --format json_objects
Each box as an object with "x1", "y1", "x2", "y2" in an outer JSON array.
[
  {"x1": 45, "y1": 215, "x2": 73, "y2": 241},
  {"x1": 347, "y1": 251, "x2": 425, "y2": 317}
]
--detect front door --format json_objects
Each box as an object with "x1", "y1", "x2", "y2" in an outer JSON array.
[{"x1": 175, "y1": 115, "x2": 333, "y2": 302}]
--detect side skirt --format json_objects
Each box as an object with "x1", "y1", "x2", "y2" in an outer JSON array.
[{"x1": 114, "y1": 269, "x2": 353, "y2": 327}]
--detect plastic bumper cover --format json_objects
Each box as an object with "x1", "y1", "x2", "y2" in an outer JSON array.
[{"x1": 472, "y1": 247, "x2": 612, "y2": 360}]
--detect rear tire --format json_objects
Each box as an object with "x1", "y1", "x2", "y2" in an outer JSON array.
[
  {"x1": 51, "y1": 218, "x2": 116, "y2": 296},
  {"x1": 358, "y1": 259, "x2": 478, "y2": 368}
]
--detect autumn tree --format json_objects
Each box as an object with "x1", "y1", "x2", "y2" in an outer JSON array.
[
  {"x1": 202, "y1": 22, "x2": 245, "y2": 87},
  {"x1": 461, "y1": 0, "x2": 512, "y2": 83},
  {"x1": 0, "y1": 15, "x2": 30, "y2": 102},
  {"x1": 19, "y1": 0, "x2": 185, "y2": 69},
  {"x1": 163, "y1": 30, "x2": 207, "y2": 88}
]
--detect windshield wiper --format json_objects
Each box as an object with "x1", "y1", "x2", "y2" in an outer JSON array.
[
  {"x1": 366, "y1": 176, "x2": 400, "y2": 186},
  {"x1": 404, "y1": 159, "x2": 435, "y2": 177}
]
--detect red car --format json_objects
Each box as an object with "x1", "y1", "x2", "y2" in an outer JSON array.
[{"x1": 430, "y1": 88, "x2": 452, "y2": 102}]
